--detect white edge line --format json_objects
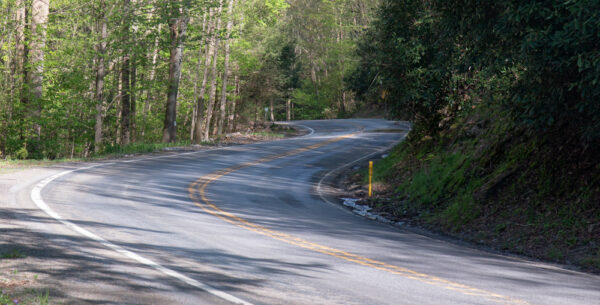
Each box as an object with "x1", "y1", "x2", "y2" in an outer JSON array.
[
  {"x1": 294, "y1": 124, "x2": 315, "y2": 137},
  {"x1": 274, "y1": 121, "x2": 315, "y2": 137},
  {"x1": 317, "y1": 132, "x2": 409, "y2": 213},
  {"x1": 30, "y1": 153, "x2": 253, "y2": 304}
]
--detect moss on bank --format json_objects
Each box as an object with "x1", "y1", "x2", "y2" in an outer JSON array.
[{"x1": 366, "y1": 106, "x2": 600, "y2": 272}]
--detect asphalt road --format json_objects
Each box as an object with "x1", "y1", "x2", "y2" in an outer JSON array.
[{"x1": 17, "y1": 119, "x2": 600, "y2": 304}]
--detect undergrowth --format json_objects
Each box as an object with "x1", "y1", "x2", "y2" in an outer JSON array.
[
  {"x1": 1, "y1": 249, "x2": 26, "y2": 259},
  {"x1": 101, "y1": 141, "x2": 192, "y2": 155},
  {"x1": 368, "y1": 105, "x2": 600, "y2": 272}
]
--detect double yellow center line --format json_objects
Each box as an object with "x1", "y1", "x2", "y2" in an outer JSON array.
[{"x1": 187, "y1": 133, "x2": 529, "y2": 305}]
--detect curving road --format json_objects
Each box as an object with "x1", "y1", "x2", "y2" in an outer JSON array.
[{"x1": 19, "y1": 119, "x2": 600, "y2": 304}]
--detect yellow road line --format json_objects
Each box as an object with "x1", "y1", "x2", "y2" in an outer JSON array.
[{"x1": 187, "y1": 133, "x2": 530, "y2": 305}]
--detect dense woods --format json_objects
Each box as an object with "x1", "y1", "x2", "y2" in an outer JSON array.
[
  {"x1": 0, "y1": 0, "x2": 375, "y2": 159},
  {"x1": 0, "y1": 0, "x2": 598, "y2": 279},
  {"x1": 352, "y1": 0, "x2": 600, "y2": 270},
  {"x1": 350, "y1": 0, "x2": 600, "y2": 144}
]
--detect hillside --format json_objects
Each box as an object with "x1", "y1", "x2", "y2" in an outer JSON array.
[
  {"x1": 356, "y1": 104, "x2": 600, "y2": 272},
  {"x1": 346, "y1": 0, "x2": 600, "y2": 272}
]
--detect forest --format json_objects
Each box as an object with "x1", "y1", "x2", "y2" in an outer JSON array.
[
  {"x1": 0, "y1": 0, "x2": 599, "y2": 281},
  {"x1": 0, "y1": 0, "x2": 375, "y2": 159},
  {"x1": 349, "y1": 0, "x2": 599, "y2": 271}
]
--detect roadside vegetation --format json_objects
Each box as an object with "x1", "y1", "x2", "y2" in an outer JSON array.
[
  {"x1": 0, "y1": 0, "x2": 374, "y2": 161},
  {"x1": 1, "y1": 249, "x2": 50, "y2": 305},
  {"x1": 0, "y1": 124, "x2": 293, "y2": 173},
  {"x1": 0, "y1": 0, "x2": 597, "y2": 285},
  {"x1": 348, "y1": 0, "x2": 600, "y2": 272},
  {"x1": 0, "y1": 289, "x2": 50, "y2": 305}
]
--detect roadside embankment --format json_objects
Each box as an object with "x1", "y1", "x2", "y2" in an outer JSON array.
[{"x1": 344, "y1": 107, "x2": 600, "y2": 273}]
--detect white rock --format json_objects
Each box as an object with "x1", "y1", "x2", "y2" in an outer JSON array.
[
  {"x1": 366, "y1": 213, "x2": 378, "y2": 220},
  {"x1": 354, "y1": 209, "x2": 367, "y2": 216},
  {"x1": 342, "y1": 198, "x2": 359, "y2": 208},
  {"x1": 376, "y1": 215, "x2": 393, "y2": 223}
]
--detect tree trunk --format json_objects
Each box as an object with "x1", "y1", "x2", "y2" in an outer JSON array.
[
  {"x1": 13, "y1": 0, "x2": 27, "y2": 145},
  {"x1": 15, "y1": 0, "x2": 26, "y2": 96},
  {"x1": 202, "y1": 0, "x2": 223, "y2": 141},
  {"x1": 116, "y1": 67, "x2": 122, "y2": 145},
  {"x1": 142, "y1": 23, "x2": 161, "y2": 142},
  {"x1": 18, "y1": 2, "x2": 29, "y2": 119},
  {"x1": 191, "y1": 10, "x2": 208, "y2": 142},
  {"x1": 212, "y1": 84, "x2": 219, "y2": 136},
  {"x1": 194, "y1": 8, "x2": 216, "y2": 143},
  {"x1": 286, "y1": 98, "x2": 291, "y2": 121},
  {"x1": 227, "y1": 75, "x2": 238, "y2": 133},
  {"x1": 340, "y1": 90, "x2": 346, "y2": 116},
  {"x1": 29, "y1": 0, "x2": 49, "y2": 137},
  {"x1": 162, "y1": 5, "x2": 189, "y2": 143},
  {"x1": 120, "y1": 57, "x2": 131, "y2": 144},
  {"x1": 270, "y1": 99, "x2": 274, "y2": 122},
  {"x1": 120, "y1": 0, "x2": 131, "y2": 146},
  {"x1": 217, "y1": 0, "x2": 235, "y2": 136},
  {"x1": 94, "y1": 0, "x2": 108, "y2": 153},
  {"x1": 254, "y1": 103, "x2": 259, "y2": 126},
  {"x1": 130, "y1": 56, "x2": 137, "y2": 142}
]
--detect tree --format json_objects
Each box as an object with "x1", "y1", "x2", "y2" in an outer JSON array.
[
  {"x1": 94, "y1": 0, "x2": 108, "y2": 153},
  {"x1": 28, "y1": 0, "x2": 49, "y2": 139},
  {"x1": 278, "y1": 43, "x2": 300, "y2": 121},
  {"x1": 162, "y1": 0, "x2": 190, "y2": 143},
  {"x1": 202, "y1": 0, "x2": 223, "y2": 141},
  {"x1": 0, "y1": 0, "x2": 371, "y2": 159},
  {"x1": 193, "y1": 7, "x2": 215, "y2": 143},
  {"x1": 218, "y1": 0, "x2": 235, "y2": 136},
  {"x1": 120, "y1": 0, "x2": 132, "y2": 145}
]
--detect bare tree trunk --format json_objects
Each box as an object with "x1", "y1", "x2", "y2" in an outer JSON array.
[
  {"x1": 130, "y1": 57, "x2": 137, "y2": 142},
  {"x1": 13, "y1": 0, "x2": 27, "y2": 145},
  {"x1": 286, "y1": 99, "x2": 291, "y2": 121},
  {"x1": 94, "y1": 0, "x2": 108, "y2": 153},
  {"x1": 15, "y1": 0, "x2": 26, "y2": 95},
  {"x1": 217, "y1": 0, "x2": 235, "y2": 136},
  {"x1": 227, "y1": 75, "x2": 238, "y2": 133},
  {"x1": 269, "y1": 99, "x2": 274, "y2": 122},
  {"x1": 18, "y1": 1, "x2": 29, "y2": 117},
  {"x1": 254, "y1": 103, "x2": 259, "y2": 125},
  {"x1": 142, "y1": 23, "x2": 161, "y2": 142},
  {"x1": 116, "y1": 67, "x2": 122, "y2": 145},
  {"x1": 194, "y1": 8, "x2": 215, "y2": 143},
  {"x1": 212, "y1": 83, "x2": 219, "y2": 136},
  {"x1": 202, "y1": 0, "x2": 223, "y2": 141},
  {"x1": 29, "y1": 0, "x2": 49, "y2": 137},
  {"x1": 190, "y1": 98, "x2": 197, "y2": 141},
  {"x1": 120, "y1": 0, "x2": 131, "y2": 145},
  {"x1": 340, "y1": 90, "x2": 346, "y2": 115},
  {"x1": 162, "y1": 5, "x2": 189, "y2": 143},
  {"x1": 191, "y1": 11, "x2": 208, "y2": 142}
]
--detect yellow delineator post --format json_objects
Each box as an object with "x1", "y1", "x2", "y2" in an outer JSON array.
[{"x1": 368, "y1": 161, "x2": 373, "y2": 197}]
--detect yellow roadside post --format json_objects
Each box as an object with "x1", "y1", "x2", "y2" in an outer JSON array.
[{"x1": 368, "y1": 161, "x2": 373, "y2": 197}]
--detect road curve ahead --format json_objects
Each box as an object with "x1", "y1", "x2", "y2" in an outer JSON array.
[{"x1": 29, "y1": 119, "x2": 599, "y2": 304}]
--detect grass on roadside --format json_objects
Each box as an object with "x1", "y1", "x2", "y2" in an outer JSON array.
[
  {"x1": 0, "y1": 249, "x2": 26, "y2": 259},
  {"x1": 249, "y1": 131, "x2": 285, "y2": 138},
  {"x1": 1, "y1": 289, "x2": 50, "y2": 305},
  {"x1": 0, "y1": 141, "x2": 193, "y2": 174},
  {"x1": 101, "y1": 141, "x2": 192, "y2": 155},
  {"x1": 0, "y1": 127, "x2": 292, "y2": 174}
]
